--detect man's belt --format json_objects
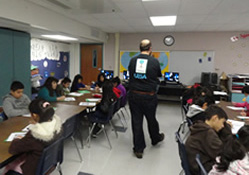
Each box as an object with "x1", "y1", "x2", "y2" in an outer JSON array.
[{"x1": 132, "y1": 90, "x2": 155, "y2": 96}]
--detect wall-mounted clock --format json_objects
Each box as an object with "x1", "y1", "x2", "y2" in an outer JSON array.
[{"x1": 164, "y1": 35, "x2": 175, "y2": 46}]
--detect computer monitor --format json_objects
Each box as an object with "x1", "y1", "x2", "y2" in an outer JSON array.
[
  {"x1": 164, "y1": 72, "x2": 179, "y2": 83},
  {"x1": 123, "y1": 70, "x2": 129, "y2": 80},
  {"x1": 101, "y1": 70, "x2": 114, "y2": 79}
]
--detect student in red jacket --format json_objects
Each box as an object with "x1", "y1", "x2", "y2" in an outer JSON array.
[{"x1": 4, "y1": 99, "x2": 62, "y2": 175}]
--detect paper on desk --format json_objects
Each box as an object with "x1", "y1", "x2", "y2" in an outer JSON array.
[
  {"x1": 68, "y1": 92, "x2": 83, "y2": 97},
  {"x1": 215, "y1": 101, "x2": 220, "y2": 104},
  {"x1": 213, "y1": 91, "x2": 228, "y2": 96},
  {"x1": 22, "y1": 113, "x2": 31, "y2": 117},
  {"x1": 226, "y1": 106, "x2": 245, "y2": 110},
  {"x1": 78, "y1": 90, "x2": 91, "y2": 94},
  {"x1": 64, "y1": 97, "x2": 76, "y2": 102},
  {"x1": 5, "y1": 132, "x2": 27, "y2": 142},
  {"x1": 227, "y1": 119, "x2": 245, "y2": 134},
  {"x1": 237, "y1": 116, "x2": 249, "y2": 120},
  {"x1": 86, "y1": 98, "x2": 101, "y2": 102},
  {"x1": 22, "y1": 124, "x2": 34, "y2": 132},
  {"x1": 79, "y1": 102, "x2": 96, "y2": 107}
]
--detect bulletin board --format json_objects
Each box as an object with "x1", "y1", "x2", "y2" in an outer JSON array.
[
  {"x1": 170, "y1": 51, "x2": 215, "y2": 85},
  {"x1": 120, "y1": 51, "x2": 170, "y2": 76},
  {"x1": 30, "y1": 38, "x2": 70, "y2": 85},
  {"x1": 31, "y1": 52, "x2": 69, "y2": 85}
]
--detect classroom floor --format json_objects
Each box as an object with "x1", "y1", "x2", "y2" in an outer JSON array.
[{"x1": 49, "y1": 100, "x2": 183, "y2": 175}]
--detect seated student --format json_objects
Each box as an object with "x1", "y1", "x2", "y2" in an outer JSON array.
[
  {"x1": 185, "y1": 105, "x2": 232, "y2": 175},
  {"x1": 209, "y1": 125, "x2": 249, "y2": 175},
  {"x1": 187, "y1": 95, "x2": 215, "y2": 123},
  {"x1": 112, "y1": 76, "x2": 127, "y2": 106},
  {"x1": 233, "y1": 85, "x2": 249, "y2": 111},
  {"x1": 187, "y1": 86, "x2": 212, "y2": 104},
  {"x1": 38, "y1": 77, "x2": 65, "y2": 102},
  {"x1": 3, "y1": 99, "x2": 62, "y2": 175},
  {"x1": 57, "y1": 77, "x2": 71, "y2": 96},
  {"x1": 3, "y1": 81, "x2": 31, "y2": 118},
  {"x1": 71, "y1": 74, "x2": 89, "y2": 92},
  {"x1": 91, "y1": 73, "x2": 106, "y2": 89},
  {"x1": 90, "y1": 80, "x2": 117, "y2": 136}
]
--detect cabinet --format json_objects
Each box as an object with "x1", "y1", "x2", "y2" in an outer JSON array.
[
  {"x1": 228, "y1": 74, "x2": 249, "y2": 102},
  {"x1": 0, "y1": 28, "x2": 31, "y2": 105}
]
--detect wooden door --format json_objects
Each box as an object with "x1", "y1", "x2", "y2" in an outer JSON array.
[{"x1": 80, "y1": 44, "x2": 103, "y2": 85}]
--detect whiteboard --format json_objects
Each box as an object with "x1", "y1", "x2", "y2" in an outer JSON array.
[{"x1": 169, "y1": 51, "x2": 215, "y2": 85}]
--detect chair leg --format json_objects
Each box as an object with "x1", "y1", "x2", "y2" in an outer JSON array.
[
  {"x1": 120, "y1": 109, "x2": 128, "y2": 126},
  {"x1": 117, "y1": 113, "x2": 126, "y2": 129},
  {"x1": 109, "y1": 120, "x2": 118, "y2": 138},
  {"x1": 101, "y1": 125, "x2": 112, "y2": 150},
  {"x1": 71, "y1": 136, "x2": 83, "y2": 162},
  {"x1": 76, "y1": 127, "x2": 84, "y2": 149},
  {"x1": 57, "y1": 163, "x2": 63, "y2": 175},
  {"x1": 124, "y1": 106, "x2": 130, "y2": 117},
  {"x1": 86, "y1": 123, "x2": 97, "y2": 148}
]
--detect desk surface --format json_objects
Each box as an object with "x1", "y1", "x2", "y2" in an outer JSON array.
[
  {"x1": 0, "y1": 93, "x2": 96, "y2": 168},
  {"x1": 218, "y1": 101, "x2": 249, "y2": 125}
]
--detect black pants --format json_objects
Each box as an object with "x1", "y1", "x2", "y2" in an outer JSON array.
[{"x1": 128, "y1": 91, "x2": 161, "y2": 153}]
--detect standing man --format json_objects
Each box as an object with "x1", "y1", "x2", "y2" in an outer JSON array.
[{"x1": 128, "y1": 39, "x2": 164, "y2": 159}]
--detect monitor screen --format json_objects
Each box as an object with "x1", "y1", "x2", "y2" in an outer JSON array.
[
  {"x1": 123, "y1": 70, "x2": 130, "y2": 80},
  {"x1": 164, "y1": 72, "x2": 179, "y2": 82},
  {"x1": 101, "y1": 70, "x2": 114, "y2": 79}
]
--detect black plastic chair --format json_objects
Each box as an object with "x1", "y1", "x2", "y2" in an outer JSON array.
[
  {"x1": 113, "y1": 96, "x2": 127, "y2": 128},
  {"x1": 86, "y1": 101, "x2": 117, "y2": 149},
  {"x1": 175, "y1": 130, "x2": 191, "y2": 175},
  {"x1": 62, "y1": 115, "x2": 83, "y2": 162},
  {"x1": 196, "y1": 154, "x2": 208, "y2": 175},
  {"x1": 36, "y1": 136, "x2": 64, "y2": 175}
]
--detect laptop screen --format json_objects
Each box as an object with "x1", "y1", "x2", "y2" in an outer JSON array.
[
  {"x1": 164, "y1": 72, "x2": 179, "y2": 82},
  {"x1": 101, "y1": 70, "x2": 114, "y2": 79},
  {"x1": 123, "y1": 70, "x2": 130, "y2": 80}
]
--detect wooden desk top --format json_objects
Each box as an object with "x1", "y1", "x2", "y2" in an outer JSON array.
[
  {"x1": 218, "y1": 101, "x2": 249, "y2": 125},
  {"x1": 0, "y1": 96, "x2": 93, "y2": 168},
  {"x1": 0, "y1": 117, "x2": 30, "y2": 167}
]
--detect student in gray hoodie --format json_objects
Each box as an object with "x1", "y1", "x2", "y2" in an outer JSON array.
[
  {"x1": 187, "y1": 95, "x2": 214, "y2": 123},
  {"x1": 2, "y1": 81, "x2": 30, "y2": 118}
]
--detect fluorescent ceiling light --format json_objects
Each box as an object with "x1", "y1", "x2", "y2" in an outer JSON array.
[
  {"x1": 41, "y1": 35, "x2": 78, "y2": 41},
  {"x1": 150, "y1": 16, "x2": 177, "y2": 26}
]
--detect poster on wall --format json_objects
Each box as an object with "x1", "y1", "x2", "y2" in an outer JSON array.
[
  {"x1": 31, "y1": 52, "x2": 70, "y2": 85},
  {"x1": 120, "y1": 51, "x2": 169, "y2": 77},
  {"x1": 31, "y1": 38, "x2": 70, "y2": 86}
]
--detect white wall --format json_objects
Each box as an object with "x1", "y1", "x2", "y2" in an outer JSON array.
[
  {"x1": 104, "y1": 32, "x2": 249, "y2": 78},
  {"x1": 0, "y1": 0, "x2": 107, "y2": 42},
  {"x1": 69, "y1": 43, "x2": 80, "y2": 80}
]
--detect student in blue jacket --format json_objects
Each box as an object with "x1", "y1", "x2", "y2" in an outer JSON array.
[{"x1": 38, "y1": 77, "x2": 65, "y2": 102}]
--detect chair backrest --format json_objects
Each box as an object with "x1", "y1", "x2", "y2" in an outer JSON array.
[
  {"x1": 0, "y1": 111, "x2": 8, "y2": 121},
  {"x1": 108, "y1": 101, "x2": 116, "y2": 120},
  {"x1": 36, "y1": 137, "x2": 64, "y2": 175},
  {"x1": 62, "y1": 115, "x2": 77, "y2": 139},
  {"x1": 175, "y1": 132, "x2": 191, "y2": 175},
  {"x1": 195, "y1": 154, "x2": 208, "y2": 175},
  {"x1": 114, "y1": 96, "x2": 122, "y2": 114}
]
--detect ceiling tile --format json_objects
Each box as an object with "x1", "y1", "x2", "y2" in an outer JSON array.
[
  {"x1": 179, "y1": 0, "x2": 222, "y2": 15},
  {"x1": 176, "y1": 15, "x2": 207, "y2": 25},
  {"x1": 212, "y1": 0, "x2": 249, "y2": 15},
  {"x1": 143, "y1": 0, "x2": 181, "y2": 16}
]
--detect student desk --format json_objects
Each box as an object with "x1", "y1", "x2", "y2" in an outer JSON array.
[
  {"x1": 0, "y1": 103, "x2": 87, "y2": 169},
  {"x1": 218, "y1": 101, "x2": 249, "y2": 125}
]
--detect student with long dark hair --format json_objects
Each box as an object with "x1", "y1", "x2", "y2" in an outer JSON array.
[
  {"x1": 90, "y1": 80, "x2": 117, "y2": 136},
  {"x1": 91, "y1": 73, "x2": 106, "y2": 89},
  {"x1": 71, "y1": 74, "x2": 89, "y2": 92},
  {"x1": 209, "y1": 125, "x2": 249, "y2": 174},
  {"x1": 38, "y1": 77, "x2": 65, "y2": 102}
]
